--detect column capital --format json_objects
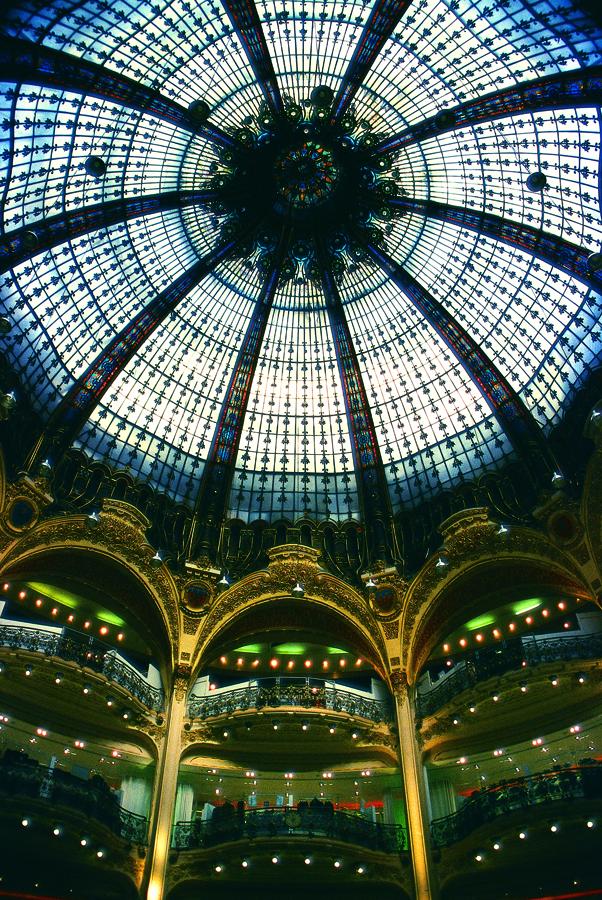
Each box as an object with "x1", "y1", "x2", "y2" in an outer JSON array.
[
  {"x1": 173, "y1": 664, "x2": 192, "y2": 702},
  {"x1": 390, "y1": 669, "x2": 409, "y2": 700}
]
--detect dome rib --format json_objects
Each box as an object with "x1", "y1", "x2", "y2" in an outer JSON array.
[
  {"x1": 24, "y1": 234, "x2": 248, "y2": 475},
  {"x1": 364, "y1": 238, "x2": 559, "y2": 488},
  {"x1": 220, "y1": 0, "x2": 285, "y2": 117},
  {"x1": 0, "y1": 35, "x2": 238, "y2": 150},
  {"x1": 329, "y1": 0, "x2": 414, "y2": 124},
  {"x1": 0, "y1": 190, "x2": 215, "y2": 274},
  {"x1": 320, "y1": 257, "x2": 398, "y2": 566},
  {"x1": 375, "y1": 65, "x2": 602, "y2": 157},
  {"x1": 389, "y1": 197, "x2": 602, "y2": 293},
  {"x1": 186, "y1": 224, "x2": 291, "y2": 562}
]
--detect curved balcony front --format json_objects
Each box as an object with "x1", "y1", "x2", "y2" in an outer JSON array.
[
  {"x1": 0, "y1": 756, "x2": 148, "y2": 844},
  {"x1": 417, "y1": 633, "x2": 602, "y2": 719},
  {"x1": 189, "y1": 679, "x2": 393, "y2": 724},
  {"x1": 430, "y1": 762, "x2": 602, "y2": 848},
  {"x1": 0, "y1": 622, "x2": 164, "y2": 711},
  {"x1": 173, "y1": 805, "x2": 405, "y2": 853}
]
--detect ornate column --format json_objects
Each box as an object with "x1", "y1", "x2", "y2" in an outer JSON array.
[
  {"x1": 391, "y1": 671, "x2": 439, "y2": 900},
  {"x1": 143, "y1": 672, "x2": 188, "y2": 900}
]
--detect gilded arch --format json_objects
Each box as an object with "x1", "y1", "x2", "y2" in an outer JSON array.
[
  {"x1": 401, "y1": 510, "x2": 594, "y2": 680},
  {"x1": 192, "y1": 545, "x2": 389, "y2": 679},
  {"x1": 0, "y1": 498, "x2": 180, "y2": 677}
]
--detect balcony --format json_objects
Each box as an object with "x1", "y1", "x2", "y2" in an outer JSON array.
[
  {"x1": 0, "y1": 622, "x2": 164, "y2": 710},
  {"x1": 189, "y1": 679, "x2": 393, "y2": 724},
  {"x1": 173, "y1": 806, "x2": 405, "y2": 853},
  {"x1": 430, "y1": 762, "x2": 602, "y2": 848},
  {"x1": 0, "y1": 755, "x2": 148, "y2": 844},
  {"x1": 417, "y1": 633, "x2": 602, "y2": 718}
]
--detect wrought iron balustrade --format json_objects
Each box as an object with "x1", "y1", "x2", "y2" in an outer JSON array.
[
  {"x1": 0, "y1": 759, "x2": 148, "y2": 843},
  {"x1": 188, "y1": 679, "x2": 393, "y2": 723},
  {"x1": 417, "y1": 633, "x2": 602, "y2": 717},
  {"x1": 430, "y1": 763, "x2": 602, "y2": 848},
  {"x1": 0, "y1": 623, "x2": 164, "y2": 711},
  {"x1": 173, "y1": 805, "x2": 405, "y2": 853}
]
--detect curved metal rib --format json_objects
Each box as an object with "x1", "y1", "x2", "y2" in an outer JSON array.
[
  {"x1": 0, "y1": 191, "x2": 216, "y2": 274},
  {"x1": 364, "y1": 241, "x2": 558, "y2": 482},
  {"x1": 375, "y1": 66, "x2": 602, "y2": 155},
  {"x1": 186, "y1": 226, "x2": 291, "y2": 560},
  {"x1": 330, "y1": 0, "x2": 414, "y2": 123},
  {"x1": 24, "y1": 233, "x2": 248, "y2": 473},
  {"x1": 319, "y1": 257, "x2": 399, "y2": 565},
  {"x1": 0, "y1": 37, "x2": 237, "y2": 149},
  {"x1": 220, "y1": 0, "x2": 284, "y2": 117},
  {"x1": 388, "y1": 197, "x2": 602, "y2": 291}
]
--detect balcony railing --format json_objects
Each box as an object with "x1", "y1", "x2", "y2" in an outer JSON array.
[
  {"x1": 173, "y1": 806, "x2": 406, "y2": 854},
  {"x1": 417, "y1": 633, "x2": 602, "y2": 718},
  {"x1": 0, "y1": 623, "x2": 164, "y2": 711},
  {"x1": 0, "y1": 757, "x2": 148, "y2": 844},
  {"x1": 430, "y1": 763, "x2": 602, "y2": 848},
  {"x1": 189, "y1": 679, "x2": 392, "y2": 723}
]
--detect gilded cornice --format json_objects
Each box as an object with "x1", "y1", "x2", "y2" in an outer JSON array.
[
  {"x1": 193, "y1": 544, "x2": 388, "y2": 674},
  {"x1": 400, "y1": 508, "x2": 593, "y2": 680}
]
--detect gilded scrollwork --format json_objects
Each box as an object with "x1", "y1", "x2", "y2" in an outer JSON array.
[
  {"x1": 401, "y1": 509, "x2": 592, "y2": 680},
  {"x1": 195, "y1": 544, "x2": 388, "y2": 671},
  {"x1": 0, "y1": 497, "x2": 181, "y2": 652}
]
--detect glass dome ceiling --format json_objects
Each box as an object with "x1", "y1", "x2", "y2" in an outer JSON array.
[{"x1": 1, "y1": 0, "x2": 601, "y2": 528}]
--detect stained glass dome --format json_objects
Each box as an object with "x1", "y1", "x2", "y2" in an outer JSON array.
[{"x1": 0, "y1": 0, "x2": 601, "y2": 552}]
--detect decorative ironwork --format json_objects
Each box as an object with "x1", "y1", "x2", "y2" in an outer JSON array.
[
  {"x1": 389, "y1": 198, "x2": 602, "y2": 293},
  {"x1": 0, "y1": 624, "x2": 164, "y2": 711},
  {"x1": 0, "y1": 191, "x2": 216, "y2": 275},
  {"x1": 364, "y1": 240, "x2": 558, "y2": 486},
  {"x1": 25, "y1": 232, "x2": 248, "y2": 474},
  {"x1": 431, "y1": 763, "x2": 602, "y2": 848},
  {"x1": 320, "y1": 263, "x2": 399, "y2": 564},
  {"x1": 330, "y1": 0, "x2": 415, "y2": 123},
  {"x1": 0, "y1": 759, "x2": 149, "y2": 843},
  {"x1": 417, "y1": 633, "x2": 602, "y2": 718},
  {"x1": 220, "y1": 0, "x2": 284, "y2": 117},
  {"x1": 173, "y1": 805, "x2": 405, "y2": 853},
  {"x1": 0, "y1": 37, "x2": 236, "y2": 148},
  {"x1": 188, "y1": 678, "x2": 393, "y2": 723},
  {"x1": 376, "y1": 67, "x2": 602, "y2": 156}
]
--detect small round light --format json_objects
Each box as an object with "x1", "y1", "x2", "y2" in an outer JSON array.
[
  {"x1": 519, "y1": 831, "x2": 527, "y2": 840},
  {"x1": 99, "y1": 626, "x2": 109, "y2": 636},
  {"x1": 271, "y1": 856, "x2": 279, "y2": 864},
  {"x1": 357, "y1": 866, "x2": 365, "y2": 874},
  {"x1": 241, "y1": 859, "x2": 249, "y2": 868},
  {"x1": 587, "y1": 820, "x2": 595, "y2": 829},
  {"x1": 475, "y1": 854, "x2": 483, "y2": 863},
  {"x1": 334, "y1": 860, "x2": 341, "y2": 869},
  {"x1": 304, "y1": 857, "x2": 311, "y2": 865},
  {"x1": 96, "y1": 849, "x2": 105, "y2": 859},
  {"x1": 493, "y1": 842, "x2": 501, "y2": 851},
  {"x1": 21, "y1": 818, "x2": 30, "y2": 828},
  {"x1": 80, "y1": 837, "x2": 89, "y2": 847},
  {"x1": 215, "y1": 865, "x2": 223, "y2": 873},
  {"x1": 53, "y1": 825, "x2": 62, "y2": 836},
  {"x1": 550, "y1": 824, "x2": 558, "y2": 833}
]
